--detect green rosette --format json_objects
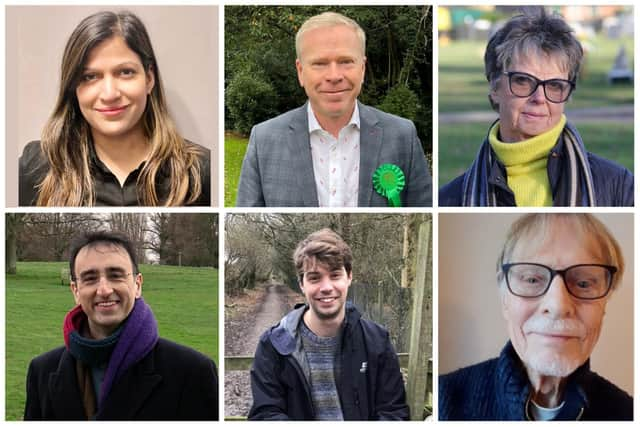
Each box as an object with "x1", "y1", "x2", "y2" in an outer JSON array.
[{"x1": 372, "y1": 164, "x2": 405, "y2": 207}]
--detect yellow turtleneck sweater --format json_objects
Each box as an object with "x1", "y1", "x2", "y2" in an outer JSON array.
[{"x1": 489, "y1": 115, "x2": 567, "y2": 206}]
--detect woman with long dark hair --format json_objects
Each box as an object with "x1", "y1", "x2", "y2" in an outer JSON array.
[{"x1": 19, "y1": 11, "x2": 210, "y2": 206}]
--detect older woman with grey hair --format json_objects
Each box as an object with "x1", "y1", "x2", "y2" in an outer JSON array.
[{"x1": 439, "y1": 8, "x2": 633, "y2": 207}]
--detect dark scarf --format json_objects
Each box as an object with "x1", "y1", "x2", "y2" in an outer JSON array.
[
  {"x1": 63, "y1": 298, "x2": 159, "y2": 409},
  {"x1": 497, "y1": 341, "x2": 587, "y2": 420},
  {"x1": 461, "y1": 120, "x2": 596, "y2": 206}
]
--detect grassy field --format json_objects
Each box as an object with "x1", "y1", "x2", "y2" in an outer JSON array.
[
  {"x1": 438, "y1": 35, "x2": 634, "y2": 188},
  {"x1": 439, "y1": 35, "x2": 634, "y2": 112},
  {"x1": 225, "y1": 133, "x2": 249, "y2": 207},
  {"x1": 5, "y1": 262, "x2": 218, "y2": 421},
  {"x1": 438, "y1": 122, "x2": 633, "y2": 187}
]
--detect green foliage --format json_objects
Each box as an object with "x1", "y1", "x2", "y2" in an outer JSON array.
[
  {"x1": 5, "y1": 262, "x2": 218, "y2": 421},
  {"x1": 224, "y1": 135, "x2": 250, "y2": 207},
  {"x1": 225, "y1": 5, "x2": 433, "y2": 149},
  {"x1": 226, "y1": 70, "x2": 279, "y2": 135},
  {"x1": 377, "y1": 84, "x2": 419, "y2": 121},
  {"x1": 439, "y1": 35, "x2": 634, "y2": 113}
]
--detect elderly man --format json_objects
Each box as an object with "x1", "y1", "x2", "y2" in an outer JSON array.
[
  {"x1": 249, "y1": 229, "x2": 409, "y2": 420},
  {"x1": 439, "y1": 213, "x2": 632, "y2": 420},
  {"x1": 24, "y1": 231, "x2": 218, "y2": 420},
  {"x1": 236, "y1": 11, "x2": 432, "y2": 207}
]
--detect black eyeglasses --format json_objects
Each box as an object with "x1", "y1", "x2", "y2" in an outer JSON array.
[
  {"x1": 501, "y1": 263, "x2": 616, "y2": 300},
  {"x1": 503, "y1": 71, "x2": 576, "y2": 103}
]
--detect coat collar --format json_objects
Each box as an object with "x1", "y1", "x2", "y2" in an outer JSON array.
[
  {"x1": 496, "y1": 341, "x2": 588, "y2": 420},
  {"x1": 356, "y1": 102, "x2": 383, "y2": 206},
  {"x1": 287, "y1": 104, "x2": 319, "y2": 207},
  {"x1": 269, "y1": 302, "x2": 361, "y2": 356},
  {"x1": 48, "y1": 346, "x2": 162, "y2": 420}
]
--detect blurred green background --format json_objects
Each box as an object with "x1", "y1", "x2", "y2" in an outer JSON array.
[
  {"x1": 438, "y1": 6, "x2": 634, "y2": 187},
  {"x1": 6, "y1": 263, "x2": 218, "y2": 421}
]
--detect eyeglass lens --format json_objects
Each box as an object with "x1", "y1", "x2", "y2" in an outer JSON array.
[
  {"x1": 508, "y1": 72, "x2": 573, "y2": 103},
  {"x1": 78, "y1": 269, "x2": 132, "y2": 285},
  {"x1": 506, "y1": 264, "x2": 611, "y2": 299}
]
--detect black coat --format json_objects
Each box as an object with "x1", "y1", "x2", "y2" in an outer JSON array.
[
  {"x1": 24, "y1": 338, "x2": 218, "y2": 420},
  {"x1": 249, "y1": 304, "x2": 409, "y2": 420}
]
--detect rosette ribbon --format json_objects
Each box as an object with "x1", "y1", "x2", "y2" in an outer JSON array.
[{"x1": 372, "y1": 164, "x2": 405, "y2": 207}]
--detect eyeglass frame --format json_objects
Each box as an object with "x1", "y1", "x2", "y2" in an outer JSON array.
[
  {"x1": 501, "y1": 262, "x2": 617, "y2": 300},
  {"x1": 502, "y1": 71, "x2": 576, "y2": 103},
  {"x1": 71, "y1": 270, "x2": 135, "y2": 286}
]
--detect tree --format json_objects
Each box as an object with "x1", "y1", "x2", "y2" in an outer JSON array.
[
  {"x1": 147, "y1": 213, "x2": 218, "y2": 266},
  {"x1": 109, "y1": 213, "x2": 148, "y2": 264},
  {"x1": 6, "y1": 213, "x2": 25, "y2": 274},
  {"x1": 225, "y1": 6, "x2": 433, "y2": 153},
  {"x1": 17, "y1": 213, "x2": 103, "y2": 262}
]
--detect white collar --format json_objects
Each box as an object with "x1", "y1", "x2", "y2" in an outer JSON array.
[{"x1": 307, "y1": 102, "x2": 360, "y2": 134}]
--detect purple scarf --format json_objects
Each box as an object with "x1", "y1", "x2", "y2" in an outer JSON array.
[
  {"x1": 63, "y1": 297, "x2": 159, "y2": 409},
  {"x1": 99, "y1": 298, "x2": 159, "y2": 407}
]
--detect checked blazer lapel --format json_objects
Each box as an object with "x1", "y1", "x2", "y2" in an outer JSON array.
[
  {"x1": 357, "y1": 103, "x2": 383, "y2": 206},
  {"x1": 287, "y1": 105, "x2": 319, "y2": 207},
  {"x1": 48, "y1": 350, "x2": 87, "y2": 420}
]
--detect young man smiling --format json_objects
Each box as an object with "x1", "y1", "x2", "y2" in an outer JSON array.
[
  {"x1": 24, "y1": 231, "x2": 218, "y2": 420},
  {"x1": 249, "y1": 228, "x2": 409, "y2": 420}
]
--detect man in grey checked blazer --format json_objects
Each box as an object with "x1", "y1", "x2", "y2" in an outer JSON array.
[{"x1": 236, "y1": 12, "x2": 432, "y2": 207}]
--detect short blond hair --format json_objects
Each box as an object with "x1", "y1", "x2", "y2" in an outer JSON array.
[
  {"x1": 295, "y1": 12, "x2": 366, "y2": 59},
  {"x1": 497, "y1": 213, "x2": 624, "y2": 290}
]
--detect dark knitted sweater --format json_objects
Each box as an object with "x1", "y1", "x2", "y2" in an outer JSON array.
[{"x1": 439, "y1": 341, "x2": 633, "y2": 420}]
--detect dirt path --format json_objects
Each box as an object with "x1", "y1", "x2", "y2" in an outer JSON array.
[{"x1": 224, "y1": 283, "x2": 303, "y2": 418}]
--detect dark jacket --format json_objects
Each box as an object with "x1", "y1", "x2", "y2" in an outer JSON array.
[
  {"x1": 439, "y1": 341, "x2": 633, "y2": 421},
  {"x1": 18, "y1": 140, "x2": 211, "y2": 206},
  {"x1": 439, "y1": 141, "x2": 634, "y2": 207},
  {"x1": 24, "y1": 338, "x2": 218, "y2": 420},
  {"x1": 249, "y1": 303, "x2": 409, "y2": 420}
]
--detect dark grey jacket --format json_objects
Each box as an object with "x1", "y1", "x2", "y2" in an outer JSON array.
[
  {"x1": 237, "y1": 102, "x2": 432, "y2": 207},
  {"x1": 249, "y1": 303, "x2": 409, "y2": 420}
]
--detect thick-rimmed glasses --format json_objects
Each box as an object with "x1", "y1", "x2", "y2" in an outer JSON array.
[
  {"x1": 501, "y1": 263, "x2": 616, "y2": 300},
  {"x1": 503, "y1": 71, "x2": 576, "y2": 103}
]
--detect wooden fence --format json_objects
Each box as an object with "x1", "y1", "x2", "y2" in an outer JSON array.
[
  {"x1": 225, "y1": 221, "x2": 433, "y2": 421},
  {"x1": 225, "y1": 354, "x2": 432, "y2": 420}
]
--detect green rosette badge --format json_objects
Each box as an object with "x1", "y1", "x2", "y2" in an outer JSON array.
[{"x1": 372, "y1": 164, "x2": 405, "y2": 207}]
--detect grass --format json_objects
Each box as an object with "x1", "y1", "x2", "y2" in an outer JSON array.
[
  {"x1": 438, "y1": 122, "x2": 633, "y2": 186},
  {"x1": 439, "y1": 35, "x2": 634, "y2": 112},
  {"x1": 438, "y1": 35, "x2": 634, "y2": 188},
  {"x1": 225, "y1": 133, "x2": 250, "y2": 207},
  {"x1": 5, "y1": 262, "x2": 218, "y2": 421}
]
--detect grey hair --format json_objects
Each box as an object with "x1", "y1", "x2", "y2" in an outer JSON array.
[
  {"x1": 485, "y1": 7, "x2": 583, "y2": 111},
  {"x1": 295, "y1": 12, "x2": 366, "y2": 59},
  {"x1": 497, "y1": 213, "x2": 624, "y2": 291}
]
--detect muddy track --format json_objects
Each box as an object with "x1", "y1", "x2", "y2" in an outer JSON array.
[{"x1": 224, "y1": 284, "x2": 303, "y2": 418}]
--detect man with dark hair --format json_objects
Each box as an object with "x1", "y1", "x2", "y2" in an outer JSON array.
[
  {"x1": 24, "y1": 231, "x2": 218, "y2": 420},
  {"x1": 249, "y1": 228, "x2": 409, "y2": 420}
]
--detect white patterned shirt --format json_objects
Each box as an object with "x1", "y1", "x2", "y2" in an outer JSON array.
[{"x1": 308, "y1": 103, "x2": 361, "y2": 207}]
